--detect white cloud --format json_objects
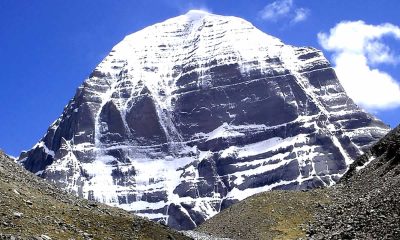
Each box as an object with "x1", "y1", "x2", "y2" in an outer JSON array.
[
  {"x1": 292, "y1": 8, "x2": 309, "y2": 23},
  {"x1": 259, "y1": 0, "x2": 309, "y2": 24},
  {"x1": 318, "y1": 21, "x2": 400, "y2": 110},
  {"x1": 259, "y1": 0, "x2": 292, "y2": 21}
]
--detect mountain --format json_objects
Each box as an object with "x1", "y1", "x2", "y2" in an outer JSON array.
[
  {"x1": 18, "y1": 10, "x2": 389, "y2": 230},
  {"x1": 196, "y1": 125, "x2": 400, "y2": 239},
  {"x1": 308, "y1": 125, "x2": 400, "y2": 239},
  {"x1": 0, "y1": 150, "x2": 190, "y2": 239}
]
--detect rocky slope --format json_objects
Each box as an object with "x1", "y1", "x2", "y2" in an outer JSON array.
[
  {"x1": 196, "y1": 125, "x2": 400, "y2": 239},
  {"x1": 19, "y1": 10, "x2": 389, "y2": 229},
  {"x1": 308, "y1": 125, "x2": 400, "y2": 239},
  {"x1": 196, "y1": 189, "x2": 331, "y2": 239},
  {"x1": 0, "y1": 151, "x2": 190, "y2": 239}
]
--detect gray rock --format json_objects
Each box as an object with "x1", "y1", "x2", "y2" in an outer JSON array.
[{"x1": 13, "y1": 212, "x2": 23, "y2": 218}]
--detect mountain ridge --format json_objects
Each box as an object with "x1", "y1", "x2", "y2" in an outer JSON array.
[{"x1": 19, "y1": 11, "x2": 389, "y2": 229}]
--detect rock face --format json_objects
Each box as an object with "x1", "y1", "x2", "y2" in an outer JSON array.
[
  {"x1": 19, "y1": 10, "x2": 389, "y2": 230},
  {"x1": 308, "y1": 125, "x2": 400, "y2": 239}
]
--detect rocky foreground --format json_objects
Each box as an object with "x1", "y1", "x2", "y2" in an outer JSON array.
[
  {"x1": 0, "y1": 151, "x2": 190, "y2": 240},
  {"x1": 196, "y1": 125, "x2": 400, "y2": 239},
  {"x1": 197, "y1": 189, "x2": 331, "y2": 239},
  {"x1": 308, "y1": 125, "x2": 400, "y2": 239}
]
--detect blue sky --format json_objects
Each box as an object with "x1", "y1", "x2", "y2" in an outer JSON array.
[{"x1": 1, "y1": 0, "x2": 400, "y2": 156}]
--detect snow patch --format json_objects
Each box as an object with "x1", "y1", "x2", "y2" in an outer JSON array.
[
  {"x1": 356, "y1": 156, "x2": 376, "y2": 171},
  {"x1": 33, "y1": 141, "x2": 55, "y2": 157},
  {"x1": 207, "y1": 123, "x2": 245, "y2": 141}
]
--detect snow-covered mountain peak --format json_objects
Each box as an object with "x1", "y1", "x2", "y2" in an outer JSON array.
[
  {"x1": 20, "y1": 12, "x2": 389, "y2": 230},
  {"x1": 98, "y1": 10, "x2": 284, "y2": 91},
  {"x1": 184, "y1": 9, "x2": 213, "y2": 19}
]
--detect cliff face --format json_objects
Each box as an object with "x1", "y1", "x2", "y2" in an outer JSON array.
[
  {"x1": 19, "y1": 10, "x2": 389, "y2": 229},
  {"x1": 194, "y1": 126, "x2": 400, "y2": 240}
]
